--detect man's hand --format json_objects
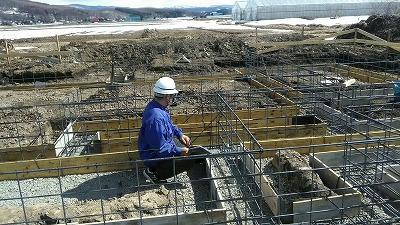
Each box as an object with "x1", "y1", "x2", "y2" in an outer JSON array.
[
  {"x1": 180, "y1": 134, "x2": 191, "y2": 147},
  {"x1": 180, "y1": 147, "x2": 190, "y2": 156}
]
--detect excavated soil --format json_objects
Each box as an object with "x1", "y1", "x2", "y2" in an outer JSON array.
[
  {"x1": 344, "y1": 14, "x2": 400, "y2": 42},
  {"x1": 262, "y1": 150, "x2": 336, "y2": 223},
  {"x1": 3, "y1": 15, "x2": 400, "y2": 84}
]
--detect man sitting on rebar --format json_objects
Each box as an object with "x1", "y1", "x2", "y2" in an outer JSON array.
[{"x1": 138, "y1": 77, "x2": 193, "y2": 184}]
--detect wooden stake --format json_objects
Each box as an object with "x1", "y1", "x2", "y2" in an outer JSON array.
[
  {"x1": 353, "y1": 29, "x2": 357, "y2": 51},
  {"x1": 5, "y1": 41, "x2": 10, "y2": 64},
  {"x1": 56, "y1": 35, "x2": 61, "y2": 63},
  {"x1": 255, "y1": 27, "x2": 258, "y2": 43}
]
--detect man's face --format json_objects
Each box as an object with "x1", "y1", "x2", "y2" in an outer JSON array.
[
  {"x1": 165, "y1": 94, "x2": 177, "y2": 106},
  {"x1": 165, "y1": 94, "x2": 172, "y2": 105}
]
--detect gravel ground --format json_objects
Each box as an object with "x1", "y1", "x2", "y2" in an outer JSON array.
[
  {"x1": 0, "y1": 146, "x2": 398, "y2": 225},
  {"x1": 0, "y1": 146, "x2": 275, "y2": 225},
  {"x1": 0, "y1": 162, "x2": 216, "y2": 224}
]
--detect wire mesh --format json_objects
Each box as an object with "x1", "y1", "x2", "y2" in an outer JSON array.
[{"x1": 0, "y1": 37, "x2": 399, "y2": 224}]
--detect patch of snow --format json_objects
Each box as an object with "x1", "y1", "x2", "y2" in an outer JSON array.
[
  {"x1": 0, "y1": 16, "x2": 368, "y2": 40},
  {"x1": 14, "y1": 46, "x2": 38, "y2": 50}
]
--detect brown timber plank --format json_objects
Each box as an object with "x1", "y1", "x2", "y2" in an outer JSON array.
[
  {"x1": 0, "y1": 74, "x2": 240, "y2": 92},
  {"x1": 250, "y1": 38, "x2": 354, "y2": 48},
  {"x1": 1, "y1": 116, "x2": 321, "y2": 165},
  {"x1": 248, "y1": 79, "x2": 295, "y2": 106},
  {"x1": 246, "y1": 131, "x2": 400, "y2": 158},
  {"x1": 86, "y1": 209, "x2": 227, "y2": 225},
  {"x1": 101, "y1": 124, "x2": 327, "y2": 153},
  {"x1": 0, "y1": 82, "x2": 106, "y2": 91},
  {"x1": 0, "y1": 144, "x2": 55, "y2": 162},
  {"x1": 0, "y1": 151, "x2": 140, "y2": 181},
  {"x1": 293, "y1": 193, "x2": 361, "y2": 223},
  {"x1": 73, "y1": 106, "x2": 300, "y2": 132},
  {"x1": 98, "y1": 115, "x2": 311, "y2": 140},
  {"x1": 255, "y1": 73, "x2": 303, "y2": 99},
  {"x1": 346, "y1": 65, "x2": 396, "y2": 81},
  {"x1": 244, "y1": 154, "x2": 280, "y2": 216},
  {"x1": 327, "y1": 66, "x2": 383, "y2": 83}
]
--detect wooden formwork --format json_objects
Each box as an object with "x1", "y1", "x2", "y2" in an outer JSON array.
[
  {"x1": 246, "y1": 130, "x2": 400, "y2": 158},
  {"x1": 315, "y1": 150, "x2": 400, "y2": 210},
  {"x1": 68, "y1": 106, "x2": 309, "y2": 153},
  {"x1": 100, "y1": 116, "x2": 327, "y2": 153},
  {"x1": 254, "y1": 71, "x2": 303, "y2": 99},
  {"x1": 0, "y1": 105, "x2": 328, "y2": 180},
  {"x1": 327, "y1": 64, "x2": 397, "y2": 83},
  {"x1": 0, "y1": 144, "x2": 55, "y2": 162},
  {"x1": 251, "y1": 28, "x2": 400, "y2": 54},
  {"x1": 376, "y1": 164, "x2": 400, "y2": 207},
  {"x1": 248, "y1": 79, "x2": 295, "y2": 106},
  {"x1": 99, "y1": 123, "x2": 326, "y2": 140},
  {"x1": 244, "y1": 153, "x2": 361, "y2": 223},
  {"x1": 0, "y1": 151, "x2": 138, "y2": 181},
  {"x1": 71, "y1": 107, "x2": 300, "y2": 132},
  {"x1": 83, "y1": 210, "x2": 226, "y2": 225},
  {"x1": 0, "y1": 106, "x2": 309, "y2": 179},
  {"x1": 99, "y1": 122, "x2": 327, "y2": 153}
]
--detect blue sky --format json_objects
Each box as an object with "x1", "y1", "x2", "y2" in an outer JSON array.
[{"x1": 32, "y1": 0, "x2": 235, "y2": 8}]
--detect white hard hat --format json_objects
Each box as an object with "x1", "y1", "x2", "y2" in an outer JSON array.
[{"x1": 154, "y1": 77, "x2": 178, "y2": 95}]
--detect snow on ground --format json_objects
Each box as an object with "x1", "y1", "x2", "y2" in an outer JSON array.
[
  {"x1": 0, "y1": 19, "x2": 257, "y2": 40},
  {"x1": 0, "y1": 16, "x2": 368, "y2": 40}
]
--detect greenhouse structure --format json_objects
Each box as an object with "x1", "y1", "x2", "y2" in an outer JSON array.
[
  {"x1": 232, "y1": 1, "x2": 248, "y2": 21},
  {"x1": 232, "y1": 0, "x2": 400, "y2": 21}
]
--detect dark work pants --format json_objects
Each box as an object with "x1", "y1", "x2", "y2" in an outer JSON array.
[{"x1": 151, "y1": 157, "x2": 195, "y2": 180}]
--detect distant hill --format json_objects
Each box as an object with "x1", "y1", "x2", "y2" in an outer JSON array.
[
  {"x1": 69, "y1": 4, "x2": 115, "y2": 11},
  {"x1": 0, "y1": 0, "x2": 232, "y2": 25},
  {"x1": 70, "y1": 3, "x2": 232, "y2": 12},
  {"x1": 0, "y1": 0, "x2": 130, "y2": 24},
  {"x1": 0, "y1": 0, "x2": 93, "y2": 23},
  {"x1": 69, "y1": 3, "x2": 232, "y2": 18},
  {"x1": 174, "y1": 5, "x2": 232, "y2": 12},
  {"x1": 114, "y1": 5, "x2": 232, "y2": 19},
  {"x1": 172, "y1": 5, "x2": 232, "y2": 17}
]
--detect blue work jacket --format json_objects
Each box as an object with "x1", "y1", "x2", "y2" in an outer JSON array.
[
  {"x1": 138, "y1": 99, "x2": 183, "y2": 167},
  {"x1": 394, "y1": 82, "x2": 400, "y2": 96}
]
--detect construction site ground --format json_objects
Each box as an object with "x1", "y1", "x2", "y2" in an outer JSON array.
[
  {"x1": 1, "y1": 15, "x2": 399, "y2": 147},
  {"x1": 1, "y1": 15, "x2": 400, "y2": 224}
]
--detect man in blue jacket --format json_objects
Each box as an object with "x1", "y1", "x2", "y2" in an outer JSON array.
[{"x1": 138, "y1": 77, "x2": 192, "y2": 183}]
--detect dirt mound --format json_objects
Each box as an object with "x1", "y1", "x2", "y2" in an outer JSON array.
[
  {"x1": 344, "y1": 14, "x2": 400, "y2": 41},
  {"x1": 271, "y1": 150, "x2": 331, "y2": 197},
  {"x1": 2, "y1": 23, "x2": 399, "y2": 86},
  {"x1": 66, "y1": 33, "x2": 248, "y2": 72},
  {"x1": 1, "y1": 31, "x2": 250, "y2": 85}
]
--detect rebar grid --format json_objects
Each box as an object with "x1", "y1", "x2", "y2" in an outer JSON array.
[
  {"x1": 0, "y1": 48, "x2": 399, "y2": 225},
  {"x1": 241, "y1": 51, "x2": 400, "y2": 223}
]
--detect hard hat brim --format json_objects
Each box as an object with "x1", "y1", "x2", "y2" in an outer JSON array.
[{"x1": 153, "y1": 87, "x2": 179, "y2": 95}]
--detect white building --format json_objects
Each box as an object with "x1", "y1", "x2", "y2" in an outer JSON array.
[
  {"x1": 235, "y1": 0, "x2": 400, "y2": 21},
  {"x1": 232, "y1": 1, "x2": 248, "y2": 21}
]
